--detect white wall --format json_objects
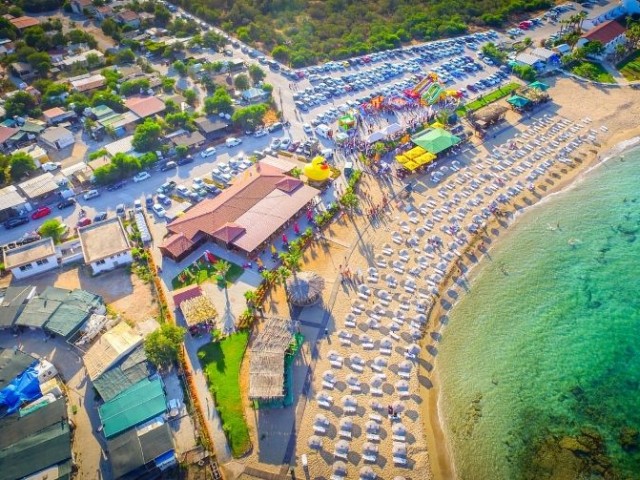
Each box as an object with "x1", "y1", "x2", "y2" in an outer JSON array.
[
  {"x1": 90, "y1": 250, "x2": 133, "y2": 275},
  {"x1": 11, "y1": 255, "x2": 58, "y2": 279}
]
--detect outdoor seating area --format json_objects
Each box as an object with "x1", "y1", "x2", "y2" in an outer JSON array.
[{"x1": 171, "y1": 251, "x2": 244, "y2": 289}]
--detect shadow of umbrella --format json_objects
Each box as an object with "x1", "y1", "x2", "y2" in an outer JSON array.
[{"x1": 221, "y1": 287, "x2": 236, "y2": 335}]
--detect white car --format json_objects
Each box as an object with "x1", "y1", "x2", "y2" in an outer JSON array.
[
  {"x1": 254, "y1": 129, "x2": 267, "y2": 137},
  {"x1": 83, "y1": 189, "x2": 100, "y2": 200},
  {"x1": 270, "y1": 138, "x2": 281, "y2": 149},
  {"x1": 41, "y1": 161, "x2": 61, "y2": 172},
  {"x1": 280, "y1": 138, "x2": 292, "y2": 149},
  {"x1": 193, "y1": 177, "x2": 204, "y2": 186},
  {"x1": 218, "y1": 162, "x2": 230, "y2": 172},
  {"x1": 133, "y1": 171, "x2": 151, "y2": 183},
  {"x1": 226, "y1": 137, "x2": 242, "y2": 147},
  {"x1": 201, "y1": 147, "x2": 217, "y2": 158},
  {"x1": 176, "y1": 185, "x2": 190, "y2": 197},
  {"x1": 303, "y1": 123, "x2": 313, "y2": 134},
  {"x1": 152, "y1": 204, "x2": 166, "y2": 217}
]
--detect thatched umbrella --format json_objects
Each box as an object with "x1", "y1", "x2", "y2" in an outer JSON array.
[{"x1": 286, "y1": 271, "x2": 325, "y2": 306}]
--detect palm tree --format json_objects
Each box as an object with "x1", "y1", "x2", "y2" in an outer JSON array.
[
  {"x1": 244, "y1": 289, "x2": 258, "y2": 309},
  {"x1": 614, "y1": 43, "x2": 627, "y2": 61},
  {"x1": 280, "y1": 248, "x2": 302, "y2": 278},
  {"x1": 276, "y1": 266, "x2": 291, "y2": 285},
  {"x1": 213, "y1": 259, "x2": 231, "y2": 288},
  {"x1": 260, "y1": 268, "x2": 276, "y2": 285},
  {"x1": 578, "y1": 11, "x2": 587, "y2": 32}
]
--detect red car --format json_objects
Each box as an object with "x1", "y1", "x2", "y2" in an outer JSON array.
[
  {"x1": 76, "y1": 218, "x2": 92, "y2": 228},
  {"x1": 31, "y1": 206, "x2": 52, "y2": 220}
]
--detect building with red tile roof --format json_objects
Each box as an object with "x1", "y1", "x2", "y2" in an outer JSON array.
[
  {"x1": 578, "y1": 20, "x2": 627, "y2": 57},
  {"x1": 124, "y1": 96, "x2": 166, "y2": 119},
  {"x1": 9, "y1": 16, "x2": 39, "y2": 30},
  {"x1": 160, "y1": 159, "x2": 319, "y2": 261}
]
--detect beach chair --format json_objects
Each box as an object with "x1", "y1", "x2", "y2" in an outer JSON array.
[
  {"x1": 380, "y1": 347, "x2": 392, "y2": 356},
  {"x1": 314, "y1": 425, "x2": 327, "y2": 434},
  {"x1": 399, "y1": 390, "x2": 411, "y2": 399},
  {"x1": 382, "y1": 246, "x2": 394, "y2": 256},
  {"x1": 369, "y1": 413, "x2": 382, "y2": 423},
  {"x1": 370, "y1": 387, "x2": 383, "y2": 396},
  {"x1": 363, "y1": 453, "x2": 377, "y2": 462},
  {"x1": 362, "y1": 340, "x2": 375, "y2": 350},
  {"x1": 331, "y1": 474, "x2": 346, "y2": 480},
  {"x1": 345, "y1": 318, "x2": 356, "y2": 328},
  {"x1": 344, "y1": 405, "x2": 356, "y2": 414},
  {"x1": 366, "y1": 433, "x2": 380, "y2": 441},
  {"x1": 351, "y1": 363, "x2": 364, "y2": 373},
  {"x1": 318, "y1": 399, "x2": 332, "y2": 409},
  {"x1": 339, "y1": 429, "x2": 352, "y2": 439},
  {"x1": 340, "y1": 338, "x2": 351, "y2": 347},
  {"x1": 330, "y1": 359, "x2": 343, "y2": 368},
  {"x1": 349, "y1": 384, "x2": 361, "y2": 393},
  {"x1": 390, "y1": 331, "x2": 400, "y2": 341},
  {"x1": 334, "y1": 451, "x2": 348, "y2": 460},
  {"x1": 393, "y1": 434, "x2": 406, "y2": 442},
  {"x1": 393, "y1": 456, "x2": 407, "y2": 465},
  {"x1": 323, "y1": 381, "x2": 335, "y2": 390}
]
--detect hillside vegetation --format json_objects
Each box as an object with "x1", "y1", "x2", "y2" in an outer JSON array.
[{"x1": 172, "y1": 0, "x2": 551, "y2": 66}]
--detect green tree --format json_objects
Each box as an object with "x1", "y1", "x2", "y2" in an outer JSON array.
[
  {"x1": 175, "y1": 144, "x2": 188, "y2": 158},
  {"x1": 119, "y1": 78, "x2": 150, "y2": 96},
  {"x1": 233, "y1": 73, "x2": 250, "y2": 91},
  {"x1": 38, "y1": 218, "x2": 64, "y2": 243},
  {"x1": 512, "y1": 64, "x2": 537, "y2": 82},
  {"x1": 213, "y1": 259, "x2": 231, "y2": 288},
  {"x1": 248, "y1": 64, "x2": 266, "y2": 84},
  {"x1": 231, "y1": 104, "x2": 267, "y2": 130},
  {"x1": 115, "y1": 48, "x2": 135, "y2": 65},
  {"x1": 101, "y1": 18, "x2": 121, "y2": 39},
  {"x1": 132, "y1": 119, "x2": 162, "y2": 152},
  {"x1": 339, "y1": 191, "x2": 359, "y2": 211},
  {"x1": 9, "y1": 152, "x2": 36, "y2": 181},
  {"x1": 271, "y1": 45, "x2": 290, "y2": 63},
  {"x1": 204, "y1": 87, "x2": 233, "y2": 115},
  {"x1": 144, "y1": 323, "x2": 186, "y2": 369},
  {"x1": 26, "y1": 51, "x2": 52, "y2": 76},
  {"x1": 154, "y1": 3, "x2": 171, "y2": 26},
  {"x1": 86, "y1": 52, "x2": 102, "y2": 69},
  {"x1": 183, "y1": 88, "x2": 197, "y2": 106},
  {"x1": 172, "y1": 60, "x2": 187, "y2": 76},
  {"x1": 279, "y1": 247, "x2": 302, "y2": 277},
  {"x1": 161, "y1": 76, "x2": 175, "y2": 93},
  {"x1": 582, "y1": 41, "x2": 604, "y2": 57},
  {"x1": 5, "y1": 91, "x2": 38, "y2": 118}
]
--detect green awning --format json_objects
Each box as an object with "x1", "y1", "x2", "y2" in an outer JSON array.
[
  {"x1": 528, "y1": 81, "x2": 550, "y2": 91},
  {"x1": 98, "y1": 377, "x2": 167, "y2": 438},
  {"x1": 411, "y1": 128, "x2": 461, "y2": 155},
  {"x1": 507, "y1": 95, "x2": 531, "y2": 108}
]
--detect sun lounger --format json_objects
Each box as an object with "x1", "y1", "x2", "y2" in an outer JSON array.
[
  {"x1": 334, "y1": 451, "x2": 348, "y2": 459},
  {"x1": 314, "y1": 425, "x2": 327, "y2": 434},
  {"x1": 399, "y1": 390, "x2": 411, "y2": 399},
  {"x1": 349, "y1": 384, "x2": 361, "y2": 393},
  {"x1": 390, "y1": 331, "x2": 400, "y2": 341},
  {"x1": 370, "y1": 387, "x2": 383, "y2": 396},
  {"x1": 323, "y1": 381, "x2": 335, "y2": 390},
  {"x1": 362, "y1": 341, "x2": 375, "y2": 350},
  {"x1": 330, "y1": 360, "x2": 343, "y2": 368},
  {"x1": 363, "y1": 453, "x2": 377, "y2": 462},
  {"x1": 393, "y1": 456, "x2": 407, "y2": 465},
  {"x1": 380, "y1": 347, "x2": 392, "y2": 355},
  {"x1": 344, "y1": 406, "x2": 356, "y2": 414},
  {"x1": 339, "y1": 429, "x2": 352, "y2": 439},
  {"x1": 369, "y1": 413, "x2": 382, "y2": 423},
  {"x1": 393, "y1": 434, "x2": 406, "y2": 442},
  {"x1": 345, "y1": 319, "x2": 356, "y2": 328},
  {"x1": 340, "y1": 338, "x2": 351, "y2": 347},
  {"x1": 318, "y1": 399, "x2": 332, "y2": 409},
  {"x1": 331, "y1": 474, "x2": 346, "y2": 480},
  {"x1": 366, "y1": 433, "x2": 381, "y2": 441},
  {"x1": 371, "y1": 364, "x2": 383, "y2": 373}
]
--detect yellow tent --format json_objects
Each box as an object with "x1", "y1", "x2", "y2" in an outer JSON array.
[
  {"x1": 430, "y1": 121, "x2": 445, "y2": 129},
  {"x1": 415, "y1": 151, "x2": 436, "y2": 166},
  {"x1": 395, "y1": 154, "x2": 409, "y2": 164},
  {"x1": 403, "y1": 160, "x2": 420, "y2": 171},
  {"x1": 405, "y1": 146, "x2": 426, "y2": 159}
]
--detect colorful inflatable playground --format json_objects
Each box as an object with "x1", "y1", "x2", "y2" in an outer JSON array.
[{"x1": 405, "y1": 72, "x2": 463, "y2": 105}]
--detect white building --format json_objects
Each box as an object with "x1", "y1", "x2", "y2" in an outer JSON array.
[
  {"x1": 39, "y1": 126, "x2": 75, "y2": 150},
  {"x1": 3, "y1": 238, "x2": 58, "y2": 279},
  {"x1": 78, "y1": 217, "x2": 132, "y2": 275},
  {"x1": 576, "y1": 20, "x2": 627, "y2": 58}
]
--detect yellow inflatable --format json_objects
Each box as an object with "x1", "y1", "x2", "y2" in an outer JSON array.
[{"x1": 303, "y1": 156, "x2": 331, "y2": 182}]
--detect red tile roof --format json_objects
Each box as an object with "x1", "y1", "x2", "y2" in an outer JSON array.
[
  {"x1": 0, "y1": 126, "x2": 19, "y2": 144},
  {"x1": 172, "y1": 285, "x2": 202, "y2": 307},
  {"x1": 42, "y1": 107, "x2": 66, "y2": 119},
  {"x1": 124, "y1": 96, "x2": 166, "y2": 118},
  {"x1": 9, "y1": 16, "x2": 40, "y2": 30},
  {"x1": 582, "y1": 20, "x2": 626, "y2": 45},
  {"x1": 160, "y1": 232, "x2": 195, "y2": 258},
  {"x1": 164, "y1": 161, "x2": 320, "y2": 254},
  {"x1": 117, "y1": 10, "x2": 139, "y2": 22}
]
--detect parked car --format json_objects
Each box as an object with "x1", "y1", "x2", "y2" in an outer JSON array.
[
  {"x1": 254, "y1": 129, "x2": 268, "y2": 137},
  {"x1": 160, "y1": 161, "x2": 177, "y2": 171},
  {"x1": 3, "y1": 216, "x2": 29, "y2": 229},
  {"x1": 57, "y1": 198, "x2": 76, "y2": 209},
  {"x1": 134, "y1": 199, "x2": 143, "y2": 212},
  {"x1": 157, "y1": 181, "x2": 177, "y2": 194},
  {"x1": 116, "y1": 204, "x2": 126, "y2": 216},
  {"x1": 157, "y1": 194, "x2": 172, "y2": 206},
  {"x1": 107, "y1": 180, "x2": 127, "y2": 191},
  {"x1": 176, "y1": 185, "x2": 191, "y2": 197},
  {"x1": 145, "y1": 195, "x2": 154, "y2": 208},
  {"x1": 93, "y1": 211, "x2": 108, "y2": 222},
  {"x1": 31, "y1": 206, "x2": 52, "y2": 220},
  {"x1": 201, "y1": 147, "x2": 217, "y2": 158},
  {"x1": 76, "y1": 217, "x2": 92, "y2": 228},
  {"x1": 225, "y1": 137, "x2": 242, "y2": 147},
  {"x1": 268, "y1": 122, "x2": 284, "y2": 133},
  {"x1": 177, "y1": 155, "x2": 194, "y2": 166},
  {"x1": 41, "y1": 161, "x2": 62, "y2": 172},
  {"x1": 133, "y1": 171, "x2": 151, "y2": 183},
  {"x1": 152, "y1": 204, "x2": 166, "y2": 217},
  {"x1": 83, "y1": 189, "x2": 100, "y2": 200}
]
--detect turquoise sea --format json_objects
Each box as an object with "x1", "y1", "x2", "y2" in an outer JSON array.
[{"x1": 438, "y1": 145, "x2": 640, "y2": 480}]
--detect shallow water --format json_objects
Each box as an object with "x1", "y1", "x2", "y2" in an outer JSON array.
[{"x1": 438, "y1": 147, "x2": 640, "y2": 479}]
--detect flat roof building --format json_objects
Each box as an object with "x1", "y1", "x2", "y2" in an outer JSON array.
[
  {"x1": 3, "y1": 238, "x2": 58, "y2": 280},
  {"x1": 78, "y1": 217, "x2": 133, "y2": 275}
]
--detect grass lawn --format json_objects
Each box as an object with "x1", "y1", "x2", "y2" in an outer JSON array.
[
  {"x1": 172, "y1": 259, "x2": 244, "y2": 289},
  {"x1": 570, "y1": 61, "x2": 615, "y2": 83},
  {"x1": 617, "y1": 50, "x2": 640, "y2": 82},
  {"x1": 458, "y1": 82, "x2": 521, "y2": 115},
  {"x1": 198, "y1": 331, "x2": 251, "y2": 457}
]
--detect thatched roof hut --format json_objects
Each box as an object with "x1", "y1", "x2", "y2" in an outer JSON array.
[
  {"x1": 286, "y1": 271, "x2": 325, "y2": 306},
  {"x1": 248, "y1": 317, "x2": 293, "y2": 401},
  {"x1": 470, "y1": 105, "x2": 509, "y2": 129},
  {"x1": 179, "y1": 295, "x2": 217, "y2": 327}
]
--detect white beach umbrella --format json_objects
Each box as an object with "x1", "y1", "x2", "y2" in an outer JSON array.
[
  {"x1": 328, "y1": 350, "x2": 341, "y2": 361},
  {"x1": 316, "y1": 392, "x2": 331, "y2": 402},
  {"x1": 370, "y1": 376, "x2": 384, "y2": 388},
  {"x1": 392, "y1": 423, "x2": 407, "y2": 435},
  {"x1": 343, "y1": 395, "x2": 357, "y2": 407},
  {"x1": 392, "y1": 441, "x2": 407, "y2": 456},
  {"x1": 360, "y1": 333, "x2": 373, "y2": 344},
  {"x1": 373, "y1": 356, "x2": 388, "y2": 367},
  {"x1": 410, "y1": 328, "x2": 422, "y2": 339},
  {"x1": 333, "y1": 461, "x2": 347, "y2": 475},
  {"x1": 407, "y1": 343, "x2": 420, "y2": 354},
  {"x1": 308, "y1": 435, "x2": 323, "y2": 449},
  {"x1": 380, "y1": 337, "x2": 393, "y2": 348},
  {"x1": 392, "y1": 400, "x2": 405, "y2": 413},
  {"x1": 335, "y1": 440, "x2": 350, "y2": 453},
  {"x1": 399, "y1": 360, "x2": 413, "y2": 372},
  {"x1": 395, "y1": 380, "x2": 409, "y2": 391},
  {"x1": 323, "y1": 370, "x2": 336, "y2": 381},
  {"x1": 346, "y1": 374, "x2": 360, "y2": 386},
  {"x1": 365, "y1": 420, "x2": 380, "y2": 433},
  {"x1": 315, "y1": 413, "x2": 329, "y2": 425},
  {"x1": 350, "y1": 353, "x2": 364, "y2": 365},
  {"x1": 363, "y1": 442, "x2": 378, "y2": 454},
  {"x1": 360, "y1": 466, "x2": 376, "y2": 479},
  {"x1": 340, "y1": 417, "x2": 353, "y2": 430}
]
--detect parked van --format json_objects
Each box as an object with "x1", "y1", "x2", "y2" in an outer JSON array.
[{"x1": 316, "y1": 124, "x2": 331, "y2": 139}]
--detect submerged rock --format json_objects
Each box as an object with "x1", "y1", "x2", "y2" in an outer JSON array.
[{"x1": 619, "y1": 426, "x2": 639, "y2": 451}]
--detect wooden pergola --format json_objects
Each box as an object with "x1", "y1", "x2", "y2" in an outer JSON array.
[{"x1": 248, "y1": 317, "x2": 294, "y2": 401}]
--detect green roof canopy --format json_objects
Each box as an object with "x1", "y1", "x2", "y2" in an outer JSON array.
[
  {"x1": 99, "y1": 377, "x2": 167, "y2": 438},
  {"x1": 528, "y1": 81, "x2": 550, "y2": 91},
  {"x1": 411, "y1": 128, "x2": 461, "y2": 155},
  {"x1": 507, "y1": 95, "x2": 532, "y2": 108}
]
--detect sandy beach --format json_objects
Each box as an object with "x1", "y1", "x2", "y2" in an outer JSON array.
[{"x1": 234, "y1": 77, "x2": 640, "y2": 480}]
